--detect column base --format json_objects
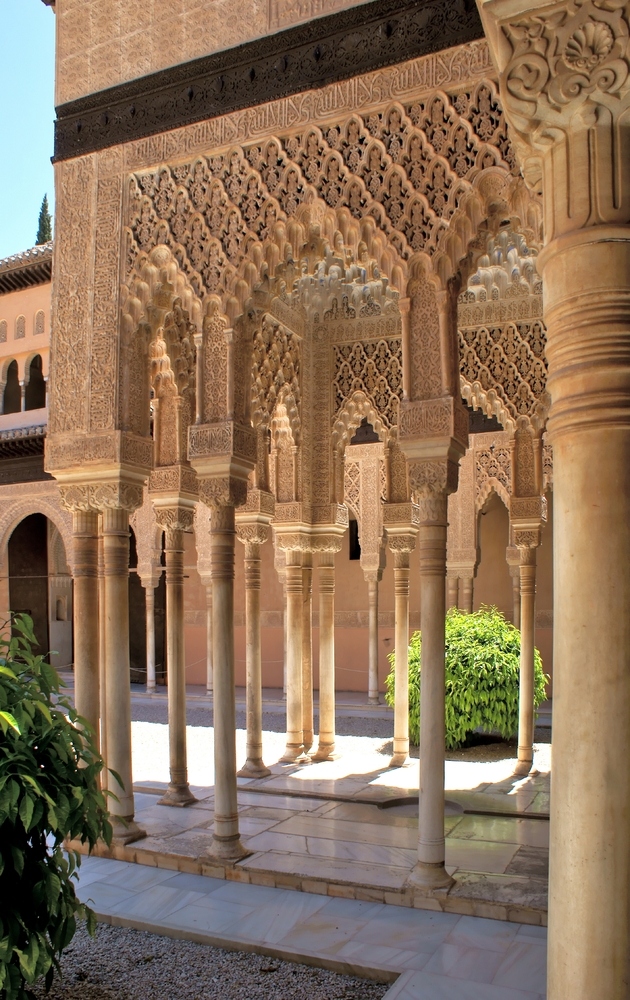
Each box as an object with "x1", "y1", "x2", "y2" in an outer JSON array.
[
  {"x1": 407, "y1": 861, "x2": 455, "y2": 891},
  {"x1": 237, "y1": 760, "x2": 272, "y2": 778},
  {"x1": 146, "y1": 685, "x2": 156, "y2": 695},
  {"x1": 368, "y1": 695, "x2": 380, "y2": 705},
  {"x1": 302, "y1": 731, "x2": 314, "y2": 754},
  {"x1": 206, "y1": 688, "x2": 213, "y2": 696},
  {"x1": 158, "y1": 783, "x2": 198, "y2": 807},
  {"x1": 389, "y1": 752, "x2": 410, "y2": 768},
  {"x1": 280, "y1": 742, "x2": 307, "y2": 763},
  {"x1": 207, "y1": 834, "x2": 251, "y2": 862},
  {"x1": 110, "y1": 816, "x2": 146, "y2": 845},
  {"x1": 514, "y1": 756, "x2": 533, "y2": 777},
  {"x1": 311, "y1": 742, "x2": 339, "y2": 762}
]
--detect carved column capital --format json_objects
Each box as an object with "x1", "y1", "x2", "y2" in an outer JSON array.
[
  {"x1": 478, "y1": 0, "x2": 630, "y2": 238},
  {"x1": 152, "y1": 502, "x2": 196, "y2": 533},
  {"x1": 199, "y1": 476, "x2": 249, "y2": 510},
  {"x1": 60, "y1": 480, "x2": 144, "y2": 514},
  {"x1": 236, "y1": 522, "x2": 270, "y2": 548}
]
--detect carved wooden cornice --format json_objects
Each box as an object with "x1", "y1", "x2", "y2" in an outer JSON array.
[{"x1": 54, "y1": 0, "x2": 484, "y2": 160}]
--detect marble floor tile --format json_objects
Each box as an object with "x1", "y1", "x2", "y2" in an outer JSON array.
[
  {"x1": 236, "y1": 790, "x2": 324, "y2": 811},
  {"x1": 424, "y1": 942, "x2": 505, "y2": 982},
  {"x1": 106, "y1": 884, "x2": 209, "y2": 920},
  {"x1": 279, "y1": 913, "x2": 376, "y2": 954},
  {"x1": 208, "y1": 880, "x2": 296, "y2": 906},
  {"x1": 515, "y1": 924, "x2": 547, "y2": 942},
  {"x1": 161, "y1": 872, "x2": 226, "y2": 894},
  {"x1": 505, "y1": 846, "x2": 549, "y2": 879},
  {"x1": 75, "y1": 880, "x2": 139, "y2": 912},
  {"x1": 336, "y1": 939, "x2": 431, "y2": 973},
  {"x1": 72, "y1": 858, "x2": 132, "y2": 887},
  {"x1": 223, "y1": 890, "x2": 330, "y2": 945},
  {"x1": 446, "y1": 839, "x2": 520, "y2": 874},
  {"x1": 383, "y1": 969, "x2": 543, "y2": 1000},
  {"x1": 324, "y1": 801, "x2": 417, "y2": 828},
  {"x1": 305, "y1": 834, "x2": 416, "y2": 869},
  {"x1": 243, "y1": 850, "x2": 409, "y2": 889},
  {"x1": 166, "y1": 898, "x2": 258, "y2": 935},
  {"x1": 492, "y1": 941, "x2": 547, "y2": 994},
  {"x1": 446, "y1": 915, "x2": 520, "y2": 952},
  {"x1": 270, "y1": 814, "x2": 417, "y2": 849},
  {"x1": 449, "y1": 815, "x2": 549, "y2": 850},
  {"x1": 104, "y1": 864, "x2": 187, "y2": 893},
  {"x1": 352, "y1": 907, "x2": 460, "y2": 952}
]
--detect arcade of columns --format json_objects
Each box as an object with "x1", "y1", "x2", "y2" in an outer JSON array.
[{"x1": 46, "y1": 0, "x2": 630, "y2": 992}]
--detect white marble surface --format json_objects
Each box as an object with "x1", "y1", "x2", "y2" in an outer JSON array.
[{"x1": 75, "y1": 855, "x2": 546, "y2": 997}]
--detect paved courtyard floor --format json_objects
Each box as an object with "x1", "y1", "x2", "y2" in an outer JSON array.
[
  {"x1": 75, "y1": 855, "x2": 547, "y2": 999},
  {"x1": 71, "y1": 681, "x2": 550, "y2": 927}
]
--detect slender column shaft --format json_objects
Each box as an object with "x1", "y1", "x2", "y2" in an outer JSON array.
[
  {"x1": 72, "y1": 510, "x2": 100, "y2": 736},
  {"x1": 313, "y1": 551, "x2": 336, "y2": 760},
  {"x1": 97, "y1": 530, "x2": 107, "y2": 781},
  {"x1": 238, "y1": 541, "x2": 270, "y2": 777},
  {"x1": 281, "y1": 550, "x2": 304, "y2": 761},
  {"x1": 205, "y1": 584, "x2": 213, "y2": 694},
  {"x1": 391, "y1": 552, "x2": 410, "y2": 767},
  {"x1": 515, "y1": 550, "x2": 537, "y2": 776},
  {"x1": 460, "y1": 577, "x2": 474, "y2": 614},
  {"x1": 414, "y1": 502, "x2": 452, "y2": 888},
  {"x1": 159, "y1": 529, "x2": 195, "y2": 806},
  {"x1": 282, "y1": 579, "x2": 288, "y2": 698},
  {"x1": 367, "y1": 577, "x2": 379, "y2": 704},
  {"x1": 145, "y1": 585, "x2": 156, "y2": 694},
  {"x1": 209, "y1": 505, "x2": 246, "y2": 858},
  {"x1": 102, "y1": 506, "x2": 143, "y2": 842},
  {"x1": 511, "y1": 571, "x2": 521, "y2": 628},
  {"x1": 301, "y1": 553, "x2": 313, "y2": 753},
  {"x1": 446, "y1": 576, "x2": 459, "y2": 611}
]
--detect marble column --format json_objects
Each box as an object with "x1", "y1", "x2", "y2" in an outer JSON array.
[
  {"x1": 413, "y1": 494, "x2": 453, "y2": 889},
  {"x1": 446, "y1": 575, "x2": 459, "y2": 611},
  {"x1": 389, "y1": 539, "x2": 414, "y2": 768},
  {"x1": 366, "y1": 573, "x2": 380, "y2": 704},
  {"x1": 144, "y1": 582, "x2": 157, "y2": 694},
  {"x1": 281, "y1": 548, "x2": 304, "y2": 762},
  {"x1": 236, "y1": 527, "x2": 271, "y2": 778},
  {"x1": 71, "y1": 509, "x2": 100, "y2": 736},
  {"x1": 514, "y1": 544, "x2": 537, "y2": 777},
  {"x1": 477, "y1": 3, "x2": 630, "y2": 992},
  {"x1": 301, "y1": 551, "x2": 314, "y2": 753},
  {"x1": 97, "y1": 529, "x2": 107, "y2": 780},
  {"x1": 101, "y1": 505, "x2": 144, "y2": 843},
  {"x1": 204, "y1": 583, "x2": 213, "y2": 695},
  {"x1": 312, "y1": 545, "x2": 340, "y2": 761},
  {"x1": 158, "y1": 525, "x2": 195, "y2": 806},
  {"x1": 506, "y1": 544, "x2": 521, "y2": 628},
  {"x1": 208, "y1": 504, "x2": 247, "y2": 859}
]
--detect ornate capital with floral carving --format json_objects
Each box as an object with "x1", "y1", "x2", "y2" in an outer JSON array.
[
  {"x1": 59, "y1": 480, "x2": 144, "y2": 514},
  {"x1": 199, "y1": 475, "x2": 248, "y2": 510},
  {"x1": 152, "y1": 502, "x2": 196, "y2": 532},
  {"x1": 510, "y1": 493, "x2": 546, "y2": 549},
  {"x1": 236, "y1": 522, "x2": 270, "y2": 548},
  {"x1": 478, "y1": 0, "x2": 630, "y2": 236}
]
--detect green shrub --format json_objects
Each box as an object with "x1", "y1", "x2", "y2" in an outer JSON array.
[
  {"x1": 385, "y1": 605, "x2": 548, "y2": 750},
  {"x1": 0, "y1": 615, "x2": 112, "y2": 1000}
]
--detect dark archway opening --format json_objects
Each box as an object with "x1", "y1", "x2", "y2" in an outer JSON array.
[
  {"x1": 25, "y1": 355, "x2": 46, "y2": 410},
  {"x1": 3, "y1": 360, "x2": 21, "y2": 414},
  {"x1": 8, "y1": 513, "x2": 49, "y2": 656}
]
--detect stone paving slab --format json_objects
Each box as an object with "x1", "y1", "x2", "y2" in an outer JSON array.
[{"x1": 74, "y1": 855, "x2": 546, "y2": 998}]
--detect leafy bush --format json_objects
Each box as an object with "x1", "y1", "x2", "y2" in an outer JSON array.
[
  {"x1": 385, "y1": 606, "x2": 548, "y2": 749},
  {"x1": 0, "y1": 615, "x2": 112, "y2": 1000}
]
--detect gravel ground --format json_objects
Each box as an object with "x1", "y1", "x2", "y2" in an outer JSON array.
[{"x1": 33, "y1": 923, "x2": 390, "y2": 1000}]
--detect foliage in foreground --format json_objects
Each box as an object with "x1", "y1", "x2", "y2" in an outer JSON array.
[
  {"x1": 0, "y1": 615, "x2": 111, "y2": 1000},
  {"x1": 385, "y1": 606, "x2": 548, "y2": 749}
]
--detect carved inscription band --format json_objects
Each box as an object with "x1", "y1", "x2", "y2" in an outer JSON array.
[{"x1": 54, "y1": 0, "x2": 483, "y2": 160}]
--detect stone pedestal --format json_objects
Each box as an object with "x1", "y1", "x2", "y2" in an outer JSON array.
[
  {"x1": 71, "y1": 509, "x2": 100, "y2": 736},
  {"x1": 101, "y1": 506, "x2": 144, "y2": 844},
  {"x1": 158, "y1": 526, "x2": 196, "y2": 807}
]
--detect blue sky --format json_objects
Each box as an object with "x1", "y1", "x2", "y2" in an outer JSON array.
[{"x1": 0, "y1": 0, "x2": 55, "y2": 259}]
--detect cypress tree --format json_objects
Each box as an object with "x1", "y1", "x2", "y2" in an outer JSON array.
[{"x1": 36, "y1": 194, "x2": 52, "y2": 245}]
